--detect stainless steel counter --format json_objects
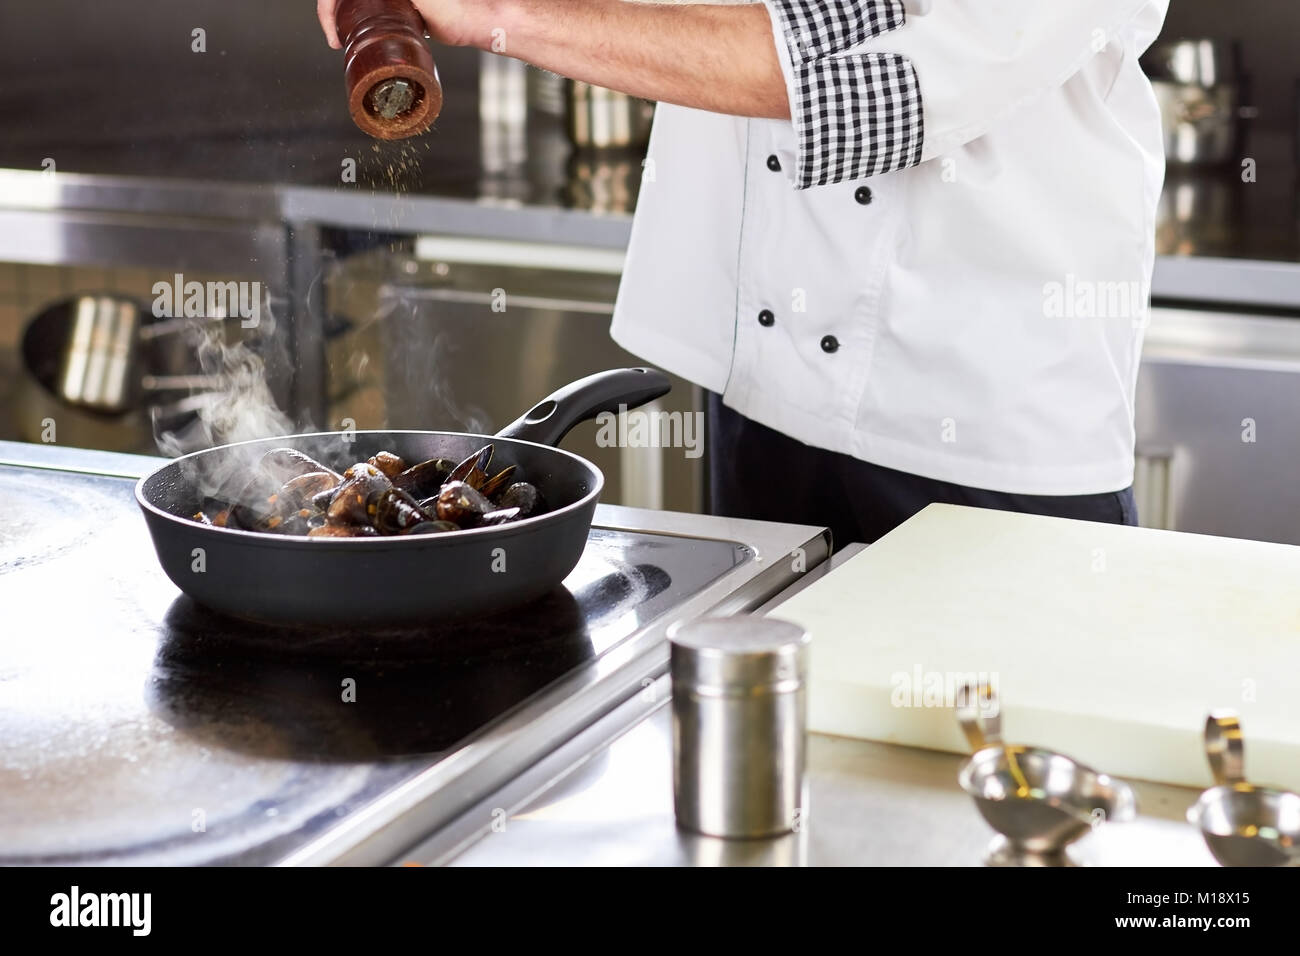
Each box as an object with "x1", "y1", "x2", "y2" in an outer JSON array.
[
  {"x1": 0, "y1": 440, "x2": 1231, "y2": 867},
  {"x1": 427, "y1": 545, "x2": 1222, "y2": 868},
  {"x1": 0, "y1": 442, "x2": 832, "y2": 868},
  {"x1": 269, "y1": 502, "x2": 831, "y2": 866},
  {"x1": 438, "y1": 676, "x2": 1218, "y2": 868}
]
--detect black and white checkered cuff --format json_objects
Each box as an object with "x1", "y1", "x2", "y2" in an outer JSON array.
[
  {"x1": 791, "y1": 53, "x2": 924, "y2": 187},
  {"x1": 767, "y1": 0, "x2": 905, "y2": 64}
]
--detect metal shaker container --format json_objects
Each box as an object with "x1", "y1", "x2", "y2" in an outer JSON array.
[{"x1": 669, "y1": 616, "x2": 810, "y2": 838}]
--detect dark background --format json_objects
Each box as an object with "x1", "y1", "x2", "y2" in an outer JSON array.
[
  {"x1": 0, "y1": 0, "x2": 484, "y2": 189},
  {"x1": 0, "y1": 1, "x2": 1295, "y2": 188}
]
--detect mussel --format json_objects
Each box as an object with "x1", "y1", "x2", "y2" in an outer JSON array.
[
  {"x1": 281, "y1": 470, "x2": 340, "y2": 505},
  {"x1": 230, "y1": 494, "x2": 278, "y2": 533},
  {"x1": 496, "y1": 482, "x2": 541, "y2": 518},
  {"x1": 401, "y1": 520, "x2": 460, "y2": 535},
  {"x1": 367, "y1": 451, "x2": 407, "y2": 479},
  {"x1": 189, "y1": 445, "x2": 546, "y2": 537},
  {"x1": 310, "y1": 486, "x2": 338, "y2": 513},
  {"x1": 446, "y1": 443, "x2": 521, "y2": 500},
  {"x1": 272, "y1": 512, "x2": 316, "y2": 535},
  {"x1": 221, "y1": 449, "x2": 342, "y2": 533},
  {"x1": 327, "y1": 462, "x2": 392, "y2": 526},
  {"x1": 257, "y1": 472, "x2": 339, "y2": 535},
  {"x1": 479, "y1": 464, "x2": 518, "y2": 500},
  {"x1": 392, "y1": 456, "x2": 456, "y2": 499},
  {"x1": 369, "y1": 488, "x2": 433, "y2": 534},
  {"x1": 307, "y1": 523, "x2": 381, "y2": 538},
  {"x1": 258, "y1": 447, "x2": 341, "y2": 485},
  {"x1": 480, "y1": 507, "x2": 522, "y2": 527},
  {"x1": 434, "y1": 481, "x2": 494, "y2": 527},
  {"x1": 448, "y1": 444, "x2": 494, "y2": 489}
]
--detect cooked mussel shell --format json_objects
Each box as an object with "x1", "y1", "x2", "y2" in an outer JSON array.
[
  {"x1": 273, "y1": 512, "x2": 315, "y2": 536},
  {"x1": 392, "y1": 457, "x2": 456, "y2": 499},
  {"x1": 225, "y1": 467, "x2": 282, "y2": 530},
  {"x1": 401, "y1": 520, "x2": 460, "y2": 535},
  {"x1": 281, "y1": 470, "x2": 340, "y2": 507},
  {"x1": 480, "y1": 507, "x2": 522, "y2": 527},
  {"x1": 479, "y1": 465, "x2": 518, "y2": 500},
  {"x1": 229, "y1": 451, "x2": 341, "y2": 531},
  {"x1": 369, "y1": 488, "x2": 433, "y2": 533},
  {"x1": 448, "y1": 444, "x2": 494, "y2": 490},
  {"x1": 259, "y1": 447, "x2": 342, "y2": 485},
  {"x1": 367, "y1": 451, "x2": 407, "y2": 479},
  {"x1": 254, "y1": 492, "x2": 317, "y2": 533},
  {"x1": 310, "y1": 486, "x2": 337, "y2": 513},
  {"x1": 307, "y1": 522, "x2": 382, "y2": 538},
  {"x1": 231, "y1": 496, "x2": 277, "y2": 532},
  {"x1": 327, "y1": 462, "x2": 392, "y2": 526},
  {"x1": 435, "y1": 480, "x2": 493, "y2": 527},
  {"x1": 190, "y1": 444, "x2": 546, "y2": 538},
  {"x1": 496, "y1": 482, "x2": 541, "y2": 518}
]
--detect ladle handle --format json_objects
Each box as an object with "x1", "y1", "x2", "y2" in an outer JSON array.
[
  {"x1": 1205, "y1": 710, "x2": 1246, "y2": 786},
  {"x1": 956, "y1": 681, "x2": 1002, "y2": 752}
]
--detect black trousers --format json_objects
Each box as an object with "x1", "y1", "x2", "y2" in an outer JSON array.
[{"x1": 706, "y1": 393, "x2": 1138, "y2": 548}]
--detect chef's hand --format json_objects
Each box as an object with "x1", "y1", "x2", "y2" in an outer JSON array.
[
  {"x1": 316, "y1": 0, "x2": 789, "y2": 120},
  {"x1": 317, "y1": 0, "x2": 488, "y2": 50}
]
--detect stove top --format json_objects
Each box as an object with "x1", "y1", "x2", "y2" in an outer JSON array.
[{"x1": 0, "y1": 463, "x2": 751, "y2": 865}]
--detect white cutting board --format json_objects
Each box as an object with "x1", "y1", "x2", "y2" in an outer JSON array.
[{"x1": 771, "y1": 504, "x2": 1300, "y2": 792}]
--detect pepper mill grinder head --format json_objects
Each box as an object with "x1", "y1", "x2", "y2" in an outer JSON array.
[{"x1": 337, "y1": 0, "x2": 442, "y2": 139}]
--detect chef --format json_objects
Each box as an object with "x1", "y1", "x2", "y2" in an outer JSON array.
[{"x1": 318, "y1": 0, "x2": 1169, "y2": 546}]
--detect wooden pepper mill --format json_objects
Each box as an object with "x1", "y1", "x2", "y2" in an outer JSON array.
[{"x1": 337, "y1": 0, "x2": 442, "y2": 139}]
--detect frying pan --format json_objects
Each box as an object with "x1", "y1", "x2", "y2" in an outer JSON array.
[{"x1": 135, "y1": 367, "x2": 670, "y2": 626}]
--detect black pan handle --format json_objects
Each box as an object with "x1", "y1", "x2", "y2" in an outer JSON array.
[{"x1": 496, "y1": 367, "x2": 672, "y2": 447}]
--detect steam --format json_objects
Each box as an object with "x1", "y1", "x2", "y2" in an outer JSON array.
[
  {"x1": 154, "y1": 337, "x2": 292, "y2": 457},
  {"x1": 148, "y1": 179, "x2": 503, "y2": 510},
  {"x1": 365, "y1": 286, "x2": 493, "y2": 434},
  {"x1": 152, "y1": 322, "x2": 296, "y2": 503}
]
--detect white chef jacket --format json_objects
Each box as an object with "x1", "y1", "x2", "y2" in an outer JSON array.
[{"x1": 610, "y1": 0, "x2": 1169, "y2": 495}]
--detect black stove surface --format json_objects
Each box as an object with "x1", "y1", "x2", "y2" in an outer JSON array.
[{"x1": 0, "y1": 467, "x2": 749, "y2": 865}]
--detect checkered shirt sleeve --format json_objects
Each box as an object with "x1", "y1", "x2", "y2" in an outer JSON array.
[{"x1": 766, "y1": 0, "x2": 924, "y2": 187}]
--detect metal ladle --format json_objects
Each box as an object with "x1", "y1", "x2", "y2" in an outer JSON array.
[
  {"x1": 956, "y1": 683, "x2": 1137, "y2": 866},
  {"x1": 1187, "y1": 711, "x2": 1300, "y2": 867}
]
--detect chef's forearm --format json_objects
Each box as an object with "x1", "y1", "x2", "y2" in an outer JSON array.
[{"x1": 483, "y1": 0, "x2": 790, "y2": 120}]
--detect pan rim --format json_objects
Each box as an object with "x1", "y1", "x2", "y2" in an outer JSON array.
[{"x1": 133, "y1": 428, "x2": 604, "y2": 547}]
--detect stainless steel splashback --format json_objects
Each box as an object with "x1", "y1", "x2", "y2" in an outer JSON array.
[
  {"x1": 1137, "y1": 306, "x2": 1300, "y2": 545},
  {"x1": 323, "y1": 244, "x2": 704, "y2": 512}
]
